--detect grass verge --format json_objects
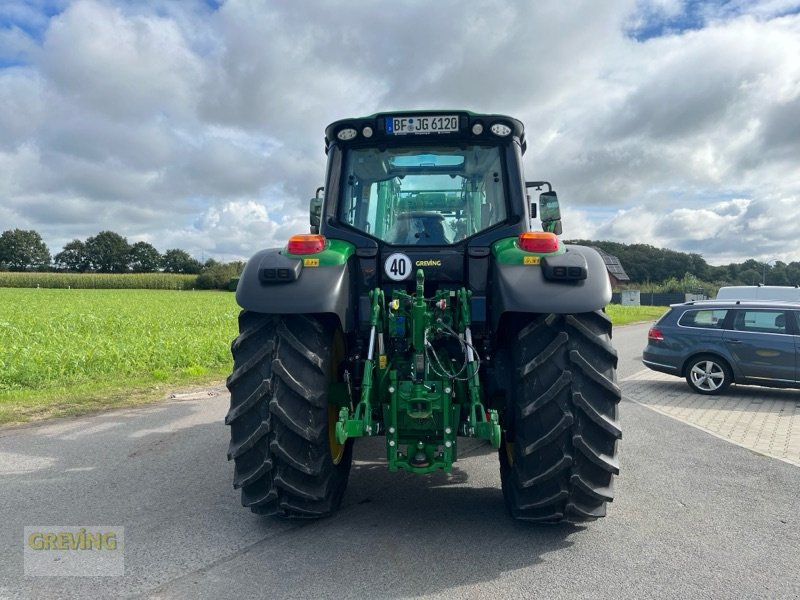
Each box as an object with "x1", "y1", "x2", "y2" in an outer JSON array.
[
  {"x1": 0, "y1": 372, "x2": 228, "y2": 426},
  {"x1": 605, "y1": 304, "x2": 668, "y2": 326}
]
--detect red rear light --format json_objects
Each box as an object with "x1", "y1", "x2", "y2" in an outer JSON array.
[
  {"x1": 518, "y1": 232, "x2": 559, "y2": 253},
  {"x1": 648, "y1": 326, "x2": 664, "y2": 342},
  {"x1": 287, "y1": 234, "x2": 326, "y2": 255}
]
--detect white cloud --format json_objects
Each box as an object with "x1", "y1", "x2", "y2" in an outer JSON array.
[
  {"x1": 40, "y1": 0, "x2": 203, "y2": 121},
  {"x1": 0, "y1": 0, "x2": 799, "y2": 268},
  {"x1": 0, "y1": 69, "x2": 45, "y2": 148}
]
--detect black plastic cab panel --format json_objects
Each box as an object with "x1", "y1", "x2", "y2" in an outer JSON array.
[{"x1": 378, "y1": 249, "x2": 465, "y2": 285}]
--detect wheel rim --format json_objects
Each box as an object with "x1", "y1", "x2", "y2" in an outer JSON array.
[
  {"x1": 505, "y1": 442, "x2": 514, "y2": 467},
  {"x1": 328, "y1": 330, "x2": 346, "y2": 466},
  {"x1": 690, "y1": 360, "x2": 725, "y2": 391},
  {"x1": 328, "y1": 405, "x2": 345, "y2": 465}
]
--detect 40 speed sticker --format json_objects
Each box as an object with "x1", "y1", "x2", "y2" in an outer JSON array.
[{"x1": 384, "y1": 253, "x2": 412, "y2": 281}]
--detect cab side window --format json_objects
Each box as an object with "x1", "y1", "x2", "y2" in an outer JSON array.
[{"x1": 732, "y1": 310, "x2": 787, "y2": 334}]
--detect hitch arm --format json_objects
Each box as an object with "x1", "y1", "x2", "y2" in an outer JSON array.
[
  {"x1": 336, "y1": 288, "x2": 384, "y2": 443},
  {"x1": 458, "y1": 288, "x2": 501, "y2": 448}
]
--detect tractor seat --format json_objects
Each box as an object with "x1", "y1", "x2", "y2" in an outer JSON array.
[{"x1": 388, "y1": 212, "x2": 450, "y2": 245}]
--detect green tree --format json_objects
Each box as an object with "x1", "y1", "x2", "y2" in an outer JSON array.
[
  {"x1": 162, "y1": 249, "x2": 202, "y2": 274},
  {"x1": 785, "y1": 262, "x2": 800, "y2": 286},
  {"x1": 85, "y1": 231, "x2": 131, "y2": 272},
  {"x1": 54, "y1": 240, "x2": 90, "y2": 272},
  {"x1": 738, "y1": 268, "x2": 761, "y2": 285},
  {"x1": 0, "y1": 229, "x2": 51, "y2": 271},
  {"x1": 196, "y1": 260, "x2": 245, "y2": 289},
  {"x1": 54, "y1": 239, "x2": 90, "y2": 272},
  {"x1": 128, "y1": 241, "x2": 162, "y2": 272}
]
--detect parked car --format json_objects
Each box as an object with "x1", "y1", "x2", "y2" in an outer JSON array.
[{"x1": 642, "y1": 300, "x2": 800, "y2": 394}]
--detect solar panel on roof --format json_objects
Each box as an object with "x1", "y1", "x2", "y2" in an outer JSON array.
[{"x1": 589, "y1": 247, "x2": 630, "y2": 281}]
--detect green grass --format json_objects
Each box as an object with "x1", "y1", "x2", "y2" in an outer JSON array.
[
  {"x1": 0, "y1": 289, "x2": 239, "y2": 424},
  {"x1": 0, "y1": 290, "x2": 666, "y2": 426},
  {"x1": 605, "y1": 304, "x2": 668, "y2": 326}
]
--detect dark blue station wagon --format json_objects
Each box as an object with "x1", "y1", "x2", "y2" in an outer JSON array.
[{"x1": 642, "y1": 300, "x2": 800, "y2": 394}]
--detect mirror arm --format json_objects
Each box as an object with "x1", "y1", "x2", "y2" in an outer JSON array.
[{"x1": 525, "y1": 181, "x2": 552, "y2": 192}]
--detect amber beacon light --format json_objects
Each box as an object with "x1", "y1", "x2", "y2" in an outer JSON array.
[
  {"x1": 517, "y1": 232, "x2": 559, "y2": 253},
  {"x1": 287, "y1": 234, "x2": 326, "y2": 255}
]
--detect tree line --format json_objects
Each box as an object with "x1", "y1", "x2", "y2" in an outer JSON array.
[
  {"x1": 3, "y1": 228, "x2": 799, "y2": 288},
  {"x1": 0, "y1": 229, "x2": 243, "y2": 289},
  {"x1": 569, "y1": 240, "x2": 800, "y2": 287}
]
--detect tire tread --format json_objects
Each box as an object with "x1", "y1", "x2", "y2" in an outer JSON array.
[
  {"x1": 500, "y1": 311, "x2": 622, "y2": 523},
  {"x1": 226, "y1": 312, "x2": 352, "y2": 518}
]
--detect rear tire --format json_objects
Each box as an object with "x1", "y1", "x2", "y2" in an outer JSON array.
[
  {"x1": 225, "y1": 312, "x2": 353, "y2": 518},
  {"x1": 500, "y1": 312, "x2": 622, "y2": 523},
  {"x1": 684, "y1": 355, "x2": 732, "y2": 395}
]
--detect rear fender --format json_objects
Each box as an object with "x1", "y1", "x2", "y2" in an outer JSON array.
[
  {"x1": 491, "y1": 244, "x2": 611, "y2": 330},
  {"x1": 235, "y1": 248, "x2": 354, "y2": 331}
]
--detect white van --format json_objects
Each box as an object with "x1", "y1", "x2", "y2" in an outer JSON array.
[{"x1": 715, "y1": 285, "x2": 800, "y2": 301}]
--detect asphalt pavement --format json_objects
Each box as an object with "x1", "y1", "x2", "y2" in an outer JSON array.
[{"x1": 1, "y1": 322, "x2": 799, "y2": 599}]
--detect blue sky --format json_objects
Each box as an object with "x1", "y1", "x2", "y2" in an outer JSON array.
[
  {"x1": 627, "y1": 0, "x2": 800, "y2": 40},
  {"x1": 627, "y1": 0, "x2": 709, "y2": 40},
  {"x1": 1, "y1": 0, "x2": 800, "y2": 264}
]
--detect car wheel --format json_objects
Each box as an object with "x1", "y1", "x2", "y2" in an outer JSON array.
[{"x1": 685, "y1": 355, "x2": 732, "y2": 395}]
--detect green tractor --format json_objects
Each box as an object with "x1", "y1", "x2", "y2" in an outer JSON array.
[{"x1": 226, "y1": 111, "x2": 621, "y2": 523}]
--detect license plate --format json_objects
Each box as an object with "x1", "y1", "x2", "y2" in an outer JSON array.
[{"x1": 387, "y1": 115, "x2": 459, "y2": 135}]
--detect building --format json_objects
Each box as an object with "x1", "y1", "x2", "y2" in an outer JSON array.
[{"x1": 591, "y1": 247, "x2": 630, "y2": 289}]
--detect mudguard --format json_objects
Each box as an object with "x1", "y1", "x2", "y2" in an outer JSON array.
[
  {"x1": 491, "y1": 244, "x2": 611, "y2": 329},
  {"x1": 235, "y1": 248, "x2": 354, "y2": 331}
]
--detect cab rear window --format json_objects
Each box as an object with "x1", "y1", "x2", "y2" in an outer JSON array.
[{"x1": 678, "y1": 309, "x2": 728, "y2": 329}]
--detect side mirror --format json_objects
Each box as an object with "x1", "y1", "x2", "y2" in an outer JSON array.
[
  {"x1": 309, "y1": 187, "x2": 324, "y2": 234},
  {"x1": 539, "y1": 190, "x2": 562, "y2": 235},
  {"x1": 525, "y1": 181, "x2": 548, "y2": 222}
]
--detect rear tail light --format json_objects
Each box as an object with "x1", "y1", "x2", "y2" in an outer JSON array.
[
  {"x1": 648, "y1": 326, "x2": 664, "y2": 342},
  {"x1": 287, "y1": 234, "x2": 326, "y2": 255},
  {"x1": 518, "y1": 232, "x2": 559, "y2": 253}
]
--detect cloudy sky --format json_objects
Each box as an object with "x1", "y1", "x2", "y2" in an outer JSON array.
[{"x1": 1, "y1": 0, "x2": 799, "y2": 265}]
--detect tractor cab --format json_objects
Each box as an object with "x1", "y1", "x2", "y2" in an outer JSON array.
[{"x1": 313, "y1": 112, "x2": 546, "y2": 249}]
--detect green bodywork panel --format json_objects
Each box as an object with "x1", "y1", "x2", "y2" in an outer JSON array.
[
  {"x1": 491, "y1": 236, "x2": 566, "y2": 265},
  {"x1": 334, "y1": 269, "x2": 501, "y2": 474},
  {"x1": 283, "y1": 239, "x2": 355, "y2": 265}
]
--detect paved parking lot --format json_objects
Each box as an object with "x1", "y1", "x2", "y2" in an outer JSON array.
[{"x1": 623, "y1": 368, "x2": 800, "y2": 466}]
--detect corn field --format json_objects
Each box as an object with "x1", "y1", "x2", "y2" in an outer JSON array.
[{"x1": 0, "y1": 272, "x2": 198, "y2": 290}]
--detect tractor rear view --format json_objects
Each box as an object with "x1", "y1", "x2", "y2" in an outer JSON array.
[{"x1": 226, "y1": 111, "x2": 621, "y2": 523}]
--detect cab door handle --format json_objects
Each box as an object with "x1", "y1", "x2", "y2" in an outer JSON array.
[{"x1": 726, "y1": 339, "x2": 742, "y2": 344}]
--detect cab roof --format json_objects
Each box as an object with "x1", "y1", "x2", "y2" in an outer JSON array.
[{"x1": 324, "y1": 110, "x2": 526, "y2": 153}]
